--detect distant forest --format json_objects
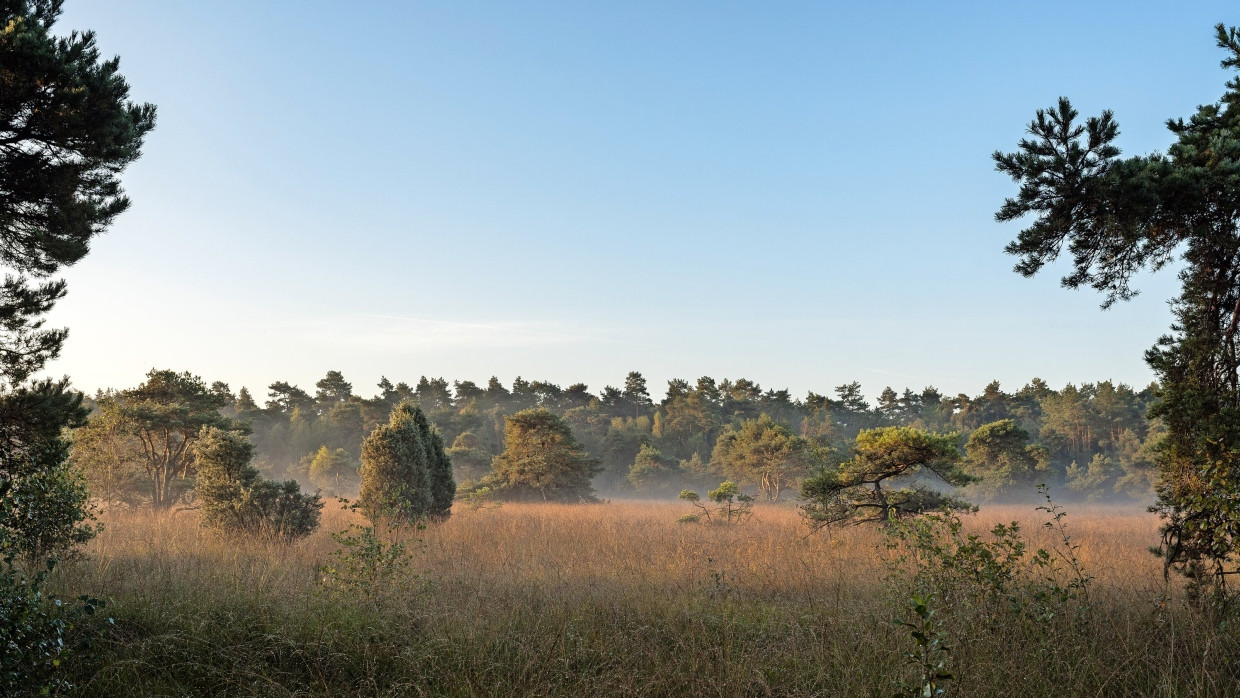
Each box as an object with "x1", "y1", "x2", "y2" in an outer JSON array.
[{"x1": 86, "y1": 371, "x2": 1159, "y2": 504}]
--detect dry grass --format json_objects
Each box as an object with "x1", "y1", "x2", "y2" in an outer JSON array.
[{"x1": 50, "y1": 500, "x2": 1240, "y2": 696}]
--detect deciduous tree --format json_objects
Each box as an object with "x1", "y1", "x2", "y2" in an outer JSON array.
[{"x1": 307, "y1": 446, "x2": 359, "y2": 497}]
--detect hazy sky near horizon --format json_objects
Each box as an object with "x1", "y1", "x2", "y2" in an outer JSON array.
[{"x1": 44, "y1": 1, "x2": 1235, "y2": 402}]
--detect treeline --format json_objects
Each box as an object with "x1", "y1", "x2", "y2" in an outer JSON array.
[{"x1": 81, "y1": 370, "x2": 1161, "y2": 504}]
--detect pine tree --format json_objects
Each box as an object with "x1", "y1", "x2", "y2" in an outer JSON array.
[
  {"x1": 623, "y1": 371, "x2": 652, "y2": 417},
  {"x1": 0, "y1": 0, "x2": 154, "y2": 557},
  {"x1": 488, "y1": 408, "x2": 602, "y2": 502},
  {"x1": 801, "y1": 426, "x2": 974, "y2": 527},
  {"x1": 878, "y1": 386, "x2": 901, "y2": 423},
  {"x1": 993, "y1": 24, "x2": 1240, "y2": 594},
  {"x1": 235, "y1": 387, "x2": 258, "y2": 412},
  {"x1": 314, "y1": 370, "x2": 353, "y2": 405},
  {"x1": 0, "y1": 4, "x2": 154, "y2": 681}
]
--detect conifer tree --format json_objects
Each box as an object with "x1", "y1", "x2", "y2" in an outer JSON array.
[
  {"x1": 0, "y1": 4, "x2": 154, "y2": 683},
  {"x1": 194, "y1": 427, "x2": 322, "y2": 539},
  {"x1": 488, "y1": 408, "x2": 601, "y2": 502},
  {"x1": 0, "y1": 0, "x2": 155, "y2": 556},
  {"x1": 414, "y1": 406, "x2": 455, "y2": 519},
  {"x1": 801, "y1": 426, "x2": 974, "y2": 527},
  {"x1": 994, "y1": 24, "x2": 1240, "y2": 594},
  {"x1": 359, "y1": 401, "x2": 454, "y2": 521}
]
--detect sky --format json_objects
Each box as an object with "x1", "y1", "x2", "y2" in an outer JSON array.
[{"x1": 43, "y1": 1, "x2": 1237, "y2": 403}]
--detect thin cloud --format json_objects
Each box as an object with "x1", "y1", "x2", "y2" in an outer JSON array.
[
  {"x1": 862, "y1": 367, "x2": 923, "y2": 381},
  {"x1": 281, "y1": 313, "x2": 661, "y2": 351},
  {"x1": 361, "y1": 313, "x2": 625, "y2": 345}
]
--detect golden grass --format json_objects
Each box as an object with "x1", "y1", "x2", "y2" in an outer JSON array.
[{"x1": 51, "y1": 500, "x2": 1240, "y2": 697}]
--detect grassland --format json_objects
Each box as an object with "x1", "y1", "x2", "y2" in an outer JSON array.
[{"x1": 50, "y1": 500, "x2": 1240, "y2": 696}]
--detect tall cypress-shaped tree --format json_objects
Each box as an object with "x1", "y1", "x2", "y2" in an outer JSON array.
[
  {"x1": 359, "y1": 401, "x2": 453, "y2": 521},
  {"x1": 414, "y1": 408, "x2": 455, "y2": 520}
]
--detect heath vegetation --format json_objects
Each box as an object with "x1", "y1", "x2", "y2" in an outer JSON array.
[
  {"x1": 6, "y1": 1, "x2": 1240, "y2": 695},
  {"x1": 39, "y1": 500, "x2": 1240, "y2": 697}
]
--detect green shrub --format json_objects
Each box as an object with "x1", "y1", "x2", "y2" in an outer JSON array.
[
  {"x1": 194, "y1": 427, "x2": 322, "y2": 540},
  {"x1": 359, "y1": 402, "x2": 454, "y2": 523},
  {"x1": 0, "y1": 448, "x2": 96, "y2": 569},
  {"x1": 0, "y1": 556, "x2": 107, "y2": 696},
  {"x1": 678, "y1": 481, "x2": 753, "y2": 525},
  {"x1": 0, "y1": 381, "x2": 98, "y2": 569},
  {"x1": 894, "y1": 593, "x2": 953, "y2": 698},
  {"x1": 320, "y1": 521, "x2": 417, "y2": 603},
  {"x1": 880, "y1": 489, "x2": 1095, "y2": 694}
]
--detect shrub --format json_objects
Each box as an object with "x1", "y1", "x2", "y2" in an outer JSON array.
[
  {"x1": 320, "y1": 520, "x2": 416, "y2": 603},
  {"x1": 883, "y1": 489, "x2": 1093, "y2": 634},
  {"x1": 0, "y1": 556, "x2": 107, "y2": 696},
  {"x1": 359, "y1": 402, "x2": 455, "y2": 522},
  {"x1": 0, "y1": 382, "x2": 98, "y2": 569},
  {"x1": 194, "y1": 427, "x2": 322, "y2": 540},
  {"x1": 677, "y1": 481, "x2": 754, "y2": 525},
  {"x1": 0, "y1": 449, "x2": 96, "y2": 570},
  {"x1": 894, "y1": 593, "x2": 953, "y2": 698}
]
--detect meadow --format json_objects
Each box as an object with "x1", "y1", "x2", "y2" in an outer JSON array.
[{"x1": 52, "y1": 500, "x2": 1240, "y2": 697}]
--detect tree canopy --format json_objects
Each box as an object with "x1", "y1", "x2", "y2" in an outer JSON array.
[
  {"x1": 73, "y1": 370, "x2": 233, "y2": 509},
  {"x1": 801, "y1": 426, "x2": 974, "y2": 527},
  {"x1": 994, "y1": 23, "x2": 1240, "y2": 592},
  {"x1": 359, "y1": 401, "x2": 454, "y2": 522},
  {"x1": 0, "y1": 2, "x2": 154, "y2": 688},
  {"x1": 963, "y1": 420, "x2": 1046, "y2": 500},
  {"x1": 710, "y1": 415, "x2": 812, "y2": 501},
  {"x1": 487, "y1": 408, "x2": 601, "y2": 502}
]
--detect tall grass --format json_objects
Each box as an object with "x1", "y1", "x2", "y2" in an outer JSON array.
[{"x1": 51, "y1": 501, "x2": 1240, "y2": 696}]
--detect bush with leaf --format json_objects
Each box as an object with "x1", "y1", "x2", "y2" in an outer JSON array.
[
  {"x1": 359, "y1": 402, "x2": 454, "y2": 522},
  {"x1": 880, "y1": 488, "x2": 1094, "y2": 694},
  {"x1": 193, "y1": 427, "x2": 322, "y2": 540},
  {"x1": 320, "y1": 515, "x2": 418, "y2": 603},
  {"x1": 0, "y1": 556, "x2": 109, "y2": 696}
]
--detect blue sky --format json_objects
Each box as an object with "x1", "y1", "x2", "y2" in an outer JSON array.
[{"x1": 46, "y1": 1, "x2": 1234, "y2": 402}]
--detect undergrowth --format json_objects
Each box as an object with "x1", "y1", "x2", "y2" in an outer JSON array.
[{"x1": 45, "y1": 501, "x2": 1240, "y2": 697}]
